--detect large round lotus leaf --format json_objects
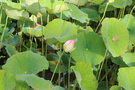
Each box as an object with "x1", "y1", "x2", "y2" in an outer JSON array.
[
  {"x1": 39, "y1": 0, "x2": 58, "y2": 10},
  {"x1": 121, "y1": 14, "x2": 135, "y2": 45},
  {"x1": 3, "y1": 51, "x2": 49, "y2": 74},
  {"x1": 53, "y1": 86, "x2": 64, "y2": 90},
  {"x1": 5, "y1": 8, "x2": 29, "y2": 20},
  {"x1": 1, "y1": 1, "x2": 29, "y2": 20},
  {"x1": 118, "y1": 67, "x2": 135, "y2": 90},
  {"x1": 25, "y1": 0, "x2": 40, "y2": 15},
  {"x1": 111, "y1": 0, "x2": 132, "y2": 8},
  {"x1": 63, "y1": 4, "x2": 89, "y2": 23},
  {"x1": 101, "y1": 18, "x2": 129, "y2": 57},
  {"x1": 2, "y1": 1, "x2": 22, "y2": 10},
  {"x1": 22, "y1": 25, "x2": 44, "y2": 37},
  {"x1": 122, "y1": 53, "x2": 135, "y2": 67},
  {"x1": 81, "y1": 8, "x2": 100, "y2": 22},
  {"x1": 72, "y1": 62, "x2": 98, "y2": 90},
  {"x1": 16, "y1": 74, "x2": 64, "y2": 90},
  {"x1": 43, "y1": 19, "x2": 78, "y2": 42},
  {"x1": 16, "y1": 74, "x2": 53, "y2": 90},
  {"x1": 15, "y1": 80, "x2": 30, "y2": 90},
  {"x1": 71, "y1": 32, "x2": 106, "y2": 67},
  {"x1": 39, "y1": 0, "x2": 68, "y2": 14},
  {"x1": 110, "y1": 85, "x2": 122, "y2": 90},
  {"x1": 3, "y1": 72, "x2": 16, "y2": 90},
  {"x1": 64, "y1": 0, "x2": 88, "y2": 6},
  {"x1": 88, "y1": 0, "x2": 104, "y2": 4},
  {"x1": 0, "y1": 70, "x2": 5, "y2": 90},
  {"x1": 98, "y1": 3, "x2": 116, "y2": 13}
]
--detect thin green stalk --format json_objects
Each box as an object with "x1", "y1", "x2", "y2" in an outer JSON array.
[
  {"x1": 58, "y1": 68, "x2": 61, "y2": 86},
  {"x1": 29, "y1": 36, "x2": 33, "y2": 50},
  {"x1": 45, "y1": 14, "x2": 50, "y2": 57},
  {"x1": 29, "y1": 21, "x2": 33, "y2": 50},
  {"x1": 95, "y1": 3, "x2": 109, "y2": 32},
  {"x1": 68, "y1": 55, "x2": 71, "y2": 89},
  {"x1": 97, "y1": 50, "x2": 108, "y2": 81},
  {"x1": 34, "y1": 38, "x2": 37, "y2": 49},
  {"x1": 105, "y1": 58, "x2": 108, "y2": 90},
  {"x1": 114, "y1": 9, "x2": 117, "y2": 18},
  {"x1": 100, "y1": 64, "x2": 114, "y2": 82},
  {"x1": 60, "y1": 11, "x2": 63, "y2": 19},
  {"x1": 40, "y1": 15, "x2": 46, "y2": 78},
  {"x1": 118, "y1": 0, "x2": 126, "y2": 18},
  {"x1": 106, "y1": 73, "x2": 108, "y2": 90},
  {"x1": 58, "y1": 2, "x2": 63, "y2": 19},
  {"x1": 47, "y1": 14, "x2": 50, "y2": 24},
  {"x1": 19, "y1": 23, "x2": 24, "y2": 52},
  {"x1": 0, "y1": 16, "x2": 8, "y2": 50},
  {"x1": 122, "y1": 8, "x2": 125, "y2": 17},
  {"x1": 57, "y1": 44, "x2": 63, "y2": 85},
  {"x1": 118, "y1": 8, "x2": 124, "y2": 19},
  {"x1": 73, "y1": 80, "x2": 77, "y2": 90},
  {"x1": 0, "y1": 3, "x2": 2, "y2": 24},
  {"x1": 45, "y1": 40, "x2": 48, "y2": 57},
  {"x1": 23, "y1": 42, "x2": 28, "y2": 49},
  {"x1": 119, "y1": 8, "x2": 125, "y2": 18},
  {"x1": 63, "y1": 73, "x2": 66, "y2": 88},
  {"x1": 51, "y1": 51, "x2": 65, "y2": 82},
  {"x1": 130, "y1": 5, "x2": 135, "y2": 14},
  {"x1": 41, "y1": 17, "x2": 44, "y2": 55}
]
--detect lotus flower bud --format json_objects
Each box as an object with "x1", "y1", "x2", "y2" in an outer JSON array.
[
  {"x1": 63, "y1": 40, "x2": 76, "y2": 53},
  {"x1": 37, "y1": 12, "x2": 42, "y2": 18},
  {"x1": 108, "y1": 0, "x2": 114, "y2": 3}
]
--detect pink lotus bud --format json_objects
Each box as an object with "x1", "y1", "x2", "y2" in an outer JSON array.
[
  {"x1": 33, "y1": 23, "x2": 40, "y2": 29},
  {"x1": 63, "y1": 40, "x2": 76, "y2": 53}
]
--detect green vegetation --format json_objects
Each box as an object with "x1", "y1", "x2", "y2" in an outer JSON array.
[{"x1": 0, "y1": 0, "x2": 135, "y2": 90}]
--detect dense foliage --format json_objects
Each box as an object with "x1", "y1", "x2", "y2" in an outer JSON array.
[{"x1": 0, "y1": 0, "x2": 135, "y2": 90}]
